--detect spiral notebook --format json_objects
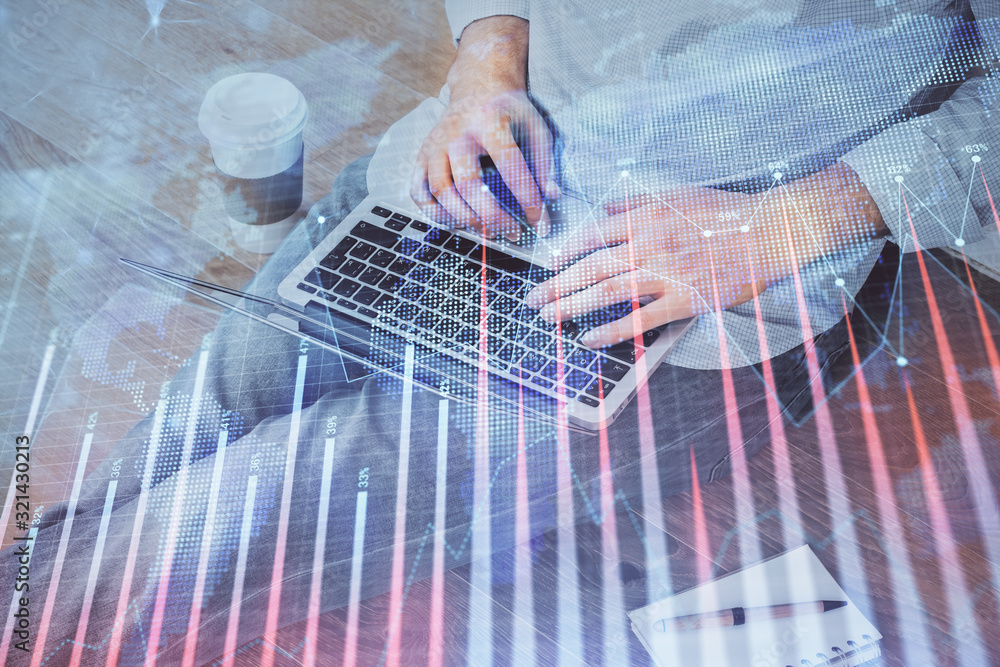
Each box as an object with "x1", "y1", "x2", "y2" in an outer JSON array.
[{"x1": 628, "y1": 545, "x2": 882, "y2": 667}]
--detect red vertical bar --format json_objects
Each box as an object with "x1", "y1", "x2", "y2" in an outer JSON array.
[
  {"x1": 384, "y1": 344, "x2": 418, "y2": 667},
  {"x1": 742, "y1": 238, "x2": 801, "y2": 549},
  {"x1": 706, "y1": 246, "x2": 760, "y2": 567},
  {"x1": 689, "y1": 446, "x2": 712, "y2": 584},
  {"x1": 260, "y1": 353, "x2": 309, "y2": 667},
  {"x1": 903, "y1": 374, "x2": 985, "y2": 662}
]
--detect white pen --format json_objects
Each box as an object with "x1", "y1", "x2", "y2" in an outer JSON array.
[{"x1": 655, "y1": 600, "x2": 848, "y2": 632}]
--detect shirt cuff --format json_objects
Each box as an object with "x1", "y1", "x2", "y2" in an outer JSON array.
[
  {"x1": 445, "y1": 0, "x2": 530, "y2": 43},
  {"x1": 840, "y1": 118, "x2": 983, "y2": 252}
]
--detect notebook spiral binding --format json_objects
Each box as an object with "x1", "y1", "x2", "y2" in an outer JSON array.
[{"x1": 790, "y1": 635, "x2": 882, "y2": 667}]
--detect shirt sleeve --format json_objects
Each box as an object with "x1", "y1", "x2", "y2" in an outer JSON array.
[
  {"x1": 841, "y1": 4, "x2": 1000, "y2": 252},
  {"x1": 444, "y1": 0, "x2": 530, "y2": 43}
]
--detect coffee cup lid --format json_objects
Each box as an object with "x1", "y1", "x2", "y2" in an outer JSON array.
[{"x1": 199, "y1": 73, "x2": 307, "y2": 148}]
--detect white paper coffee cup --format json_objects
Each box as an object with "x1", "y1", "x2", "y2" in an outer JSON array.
[{"x1": 199, "y1": 73, "x2": 308, "y2": 253}]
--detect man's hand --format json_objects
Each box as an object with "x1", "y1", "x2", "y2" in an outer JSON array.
[
  {"x1": 411, "y1": 16, "x2": 559, "y2": 240},
  {"x1": 525, "y1": 163, "x2": 887, "y2": 348}
]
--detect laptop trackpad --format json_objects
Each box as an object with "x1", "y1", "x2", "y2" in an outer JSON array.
[
  {"x1": 299, "y1": 301, "x2": 465, "y2": 391},
  {"x1": 299, "y1": 301, "x2": 398, "y2": 381}
]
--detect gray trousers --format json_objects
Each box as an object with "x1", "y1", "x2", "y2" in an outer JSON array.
[{"x1": 0, "y1": 156, "x2": 847, "y2": 665}]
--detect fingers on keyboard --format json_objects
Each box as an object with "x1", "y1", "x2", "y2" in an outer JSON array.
[{"x1": 303, "y1": 206, "x2": 642, "y2": 408}]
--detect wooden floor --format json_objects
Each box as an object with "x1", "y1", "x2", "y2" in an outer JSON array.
[{"x1": 2, "y1": 1, "x2": 1000, "y2": 665}]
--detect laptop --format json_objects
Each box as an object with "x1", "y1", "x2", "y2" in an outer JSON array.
[{"x1": 276, "y1": 164, "x2": 691, "y2": 431}]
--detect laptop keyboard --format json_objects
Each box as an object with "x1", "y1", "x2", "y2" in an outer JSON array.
[{"x1": 295, "y1": 205, "x2": 664, "y2": 408}]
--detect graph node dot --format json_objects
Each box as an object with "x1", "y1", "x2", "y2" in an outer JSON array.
[
  {"x1": 317, "y1": 215, "x2": 326, "y2": 224},
  {"x1": 972, "y1": 155, "x2": 981, "y2": 163},
  {"x1": 894, "y1": 175, "x2": 904, "y2": 183},
  {"x1": 740, "y1": 225, "x2": 750, "y2": 233},
  {"x1": 955, "y1": 238, "x2": 965, "y2": 247},
  {"x1": 703, "y1": 230, "x2": 712, "y2": 237},
  {"x1": 835, "y1": 278, "x2": 845, "y2": 287},
  {"x1": 621, "y1": 170, "x2": 629, "y2": 178},
  {"x1": 773, "y1": 172, "x2": 783, "y2": 180},
  {"x1": 896, "y1": 356, "x2": 909, "y2": 367}
]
